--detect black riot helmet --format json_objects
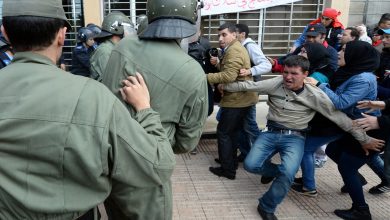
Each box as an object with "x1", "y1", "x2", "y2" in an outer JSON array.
[
  {"x1": 86, "y1": 23, "x2": 102, "y2": 36},
  {"x1": 77, "y1": 27, "x2": 95, "y2": 43}
]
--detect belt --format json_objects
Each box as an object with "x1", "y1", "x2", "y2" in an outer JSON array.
[{"x1": 264, "y1": 126, "x2": 305, "y2": 136}]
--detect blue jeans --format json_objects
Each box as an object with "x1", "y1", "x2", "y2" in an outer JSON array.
[
  {"x1": 217, "y1": 107, "x2": 250, "y2": 175},
  {"x1": 244, "y1": 131, "x2": 305, "y2": 213},
  {"x1": 238, "y1": 105, "x2": 261, "y2": 158},
  {"x1": 301, "y1": 134, "x2": 385, "y2": 190},
  {"x1": 301, "y1": 134, "x2": 343, "y2": 190}
]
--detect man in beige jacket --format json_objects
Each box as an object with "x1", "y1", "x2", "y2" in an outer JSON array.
[{"x1": 207, "y1": 23, "x2": 258, "y2": 180}]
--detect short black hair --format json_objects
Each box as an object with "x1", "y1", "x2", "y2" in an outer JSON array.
[
  {"x1": 235, "y1": 23, "x2": 249, "y2": 38},
  {"x1": 218, "y1": 23, "x2": 237, "y2": 33},
  {"x1": 345, "y1": 27, "x2": 360, "y2": 41},
  {"x1": 379, "y1": 13, "x2": 390, "y2": 26},
  {"x1": 284, "y1": 55, "x2": 310, "y2": 73},
  {"x1": 2, "y1": 16, "x2": 66, "y2": 52}
]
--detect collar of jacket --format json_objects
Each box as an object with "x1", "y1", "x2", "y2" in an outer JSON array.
[
  {"x1": 242, "y1": 37, "x2": 256, "y2": 46},
  {"x1": 225, "y1": 39, "x2": 239, "y2": 51},
  {"x1": 12, "y1": 51, "x2": 57, "y2": 67}
]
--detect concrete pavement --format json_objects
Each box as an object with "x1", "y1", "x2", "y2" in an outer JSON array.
[{"x1": 172, "y1": 102, "x2": 390, "y2": 220}]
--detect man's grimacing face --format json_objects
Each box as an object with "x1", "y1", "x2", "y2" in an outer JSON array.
[{"x1": 282, "y1": 66, "x2": 308, "y2": 91}]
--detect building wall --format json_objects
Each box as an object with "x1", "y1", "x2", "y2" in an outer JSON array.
[{"x1": 348, "y1": 0, "x2": 390, "y2": 29}]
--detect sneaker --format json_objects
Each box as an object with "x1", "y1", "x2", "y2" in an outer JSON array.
[
  {"x1": 314, "y1": 159, "x2": 326, "y2": 168},
  {"x1": 291, "y1": 184, "x2": 318, "y2": 197},
  {"x1": 368, "y1": 182, "x2": 390, "y2": 194},
  {"x1": 292, "y1": 177, "x2": 303, "y2": 185},
  {"x1": 209, "y1": 166, "x2": 235, "y2": 180}
]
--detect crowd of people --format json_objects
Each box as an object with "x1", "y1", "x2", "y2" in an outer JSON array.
[{"x1": 0, "y1": 0, "x2": 389, "y2": 220}]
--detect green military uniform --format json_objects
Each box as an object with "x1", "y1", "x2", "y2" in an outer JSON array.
[
  {"x1": 0, "y1": 52, "x2": 175, "y2": 219},
  {"x1": 103, "y1": 38, "x2": 208, "y2": 153},
  {"x1": 102, "y1": 37, "x2": 208, "y2": 220},
  {"x1": 90, "y1": 11, "x2": 134, "y2": 81},
  {"x1": 90, "y1": 39, "x2": 115, "y2": 81}
]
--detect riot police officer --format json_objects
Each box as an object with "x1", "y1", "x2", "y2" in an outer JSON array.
[
  {"x1": 0, "y1": 23, "x2": 13, "y2": 69},
  {"x1": 90, "y1": 11, "x2": 135, "y2": 81},
  {"x1": 0, "y1": 0, "x2": 175, "y2": 219},
  {"x1": 70, "y1": 27, "x2": 96, "y2": 77},
  {"x1": 102, "y1": 0, "x2": 208, "y2": 219}
]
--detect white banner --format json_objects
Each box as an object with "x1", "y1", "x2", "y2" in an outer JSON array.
[{"x1": 201, "y1": 0, "x2": 302, "y2": 16}]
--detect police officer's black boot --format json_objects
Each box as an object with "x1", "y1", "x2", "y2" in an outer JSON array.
[{"x1": 334, "y1": 204, "x2": 372, "y2": 220}]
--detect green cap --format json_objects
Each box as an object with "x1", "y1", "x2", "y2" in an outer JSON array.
[{"x1": 2, "y1": 0, "x2": 72, "y2": 30}]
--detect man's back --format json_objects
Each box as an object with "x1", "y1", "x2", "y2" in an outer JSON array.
[
  {"x1": 0, "y1": 52, "x2": 175, "y2": 219},
  {"x1": 90, "y1": 39, "x2": 115, "y2": 81},
  {"x1": 103, "y1": 37, "x2": 208, "y2": 153}
]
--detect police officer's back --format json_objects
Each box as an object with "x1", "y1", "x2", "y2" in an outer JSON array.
[
  {"x1": 0, "y1": 0, "x2": 175, "y2": 219},
  {"x1": 90, "y1": 11, "x2": 135, "y2": 81},
  {"x1": 102, "y1": 0, "x2": 209, "y2": 218}
]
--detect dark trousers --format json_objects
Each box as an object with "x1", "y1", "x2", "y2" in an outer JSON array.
[
  {"x1": 217, "y1": 106, "x2": 251, "y2": 175},
  {"x1": 326, "y1": 142, "x2": 379, "y2": 207}
]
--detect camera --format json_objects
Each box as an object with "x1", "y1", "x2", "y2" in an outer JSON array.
[{"x1": 209, "y1": 48, "x2": 219, "y2": 57}]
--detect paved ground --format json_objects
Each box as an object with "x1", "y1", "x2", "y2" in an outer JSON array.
[
  {"x1": 171, "y1": 102, "x2": 390, "y2": 220},
  {"x1": 172, "y1": 139, "x2": 390, "y2": 220}
]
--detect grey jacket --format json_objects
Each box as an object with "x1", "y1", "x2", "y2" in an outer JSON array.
[{"x1": 224, "y1": 76, "x2": 370, "y2": 144}]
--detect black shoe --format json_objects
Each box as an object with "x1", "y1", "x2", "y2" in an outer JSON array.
[
  {"x1": 214, "y1": 158, "x2": 238, "y2": 169},
  {"x1": 341, "y1": 173, "x2": 367, "y2": 193},
  {"x1": 261, "y1": 176, "x2": 275, "y2": 184},
  {"x1": 292, "y1": 177, "x2": 303, "y2": 185},
  {"x1": 334, "y1": 206, "x2": 371, "y2": 220},
  {"x1": 368, "y1": 182, "x2": 390, "y2": 194},
  {"x1": 209, "y1": 167, "x2": 235, "y2": 180},
  {"x1": 257, "y1": 205, "x2": 278, "y2": 220}
]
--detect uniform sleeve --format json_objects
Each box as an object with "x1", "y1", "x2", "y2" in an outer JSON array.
[
  {"x1": 304, "y1": 85, "x2": 370, "y2": 144},
  {"x1": 245, "y1": 43, "x2": 272, "y2": 76},
  {"x1": 90, "y1": 50, "x2": 110, "y2": 81},
  {"x1": 173, "y1": 77, "x2": 209, "y2": 153},
  {"x1": 207, "y1": 47, "x2": 243, "y2": 84},
  {"x1": 107, "y1": 100, "x2": 175, "y2": 217}
]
